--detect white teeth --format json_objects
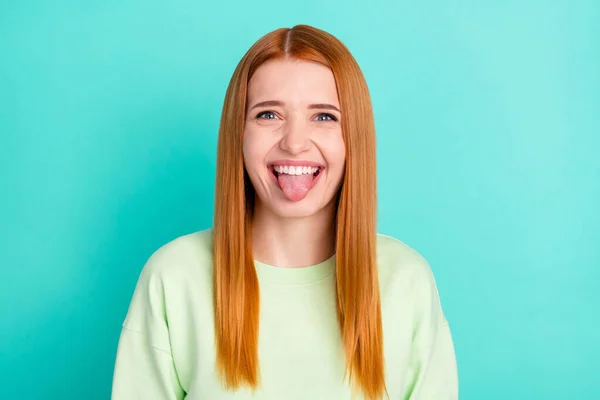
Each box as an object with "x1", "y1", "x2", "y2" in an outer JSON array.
[{"x1": 273, "y1": 165, "x2": 320, "y2": 175}]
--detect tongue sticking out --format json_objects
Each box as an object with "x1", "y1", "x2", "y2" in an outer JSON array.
[{"x1": 278, "y1": 173, "x2": 315, "y2": 202}]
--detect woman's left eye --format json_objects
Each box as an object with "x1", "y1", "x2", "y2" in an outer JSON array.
[{"x1": 315, "y1": 113, "x2": 337, "y2": 122}]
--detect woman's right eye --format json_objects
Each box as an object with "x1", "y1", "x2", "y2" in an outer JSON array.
[{"x1": 256, "y1": 111, "x2": 278, "y2": 120}]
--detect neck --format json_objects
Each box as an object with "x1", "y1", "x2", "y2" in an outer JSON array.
[{"x1": 251, "y1": 200, "x2": 337, "y2": 268}]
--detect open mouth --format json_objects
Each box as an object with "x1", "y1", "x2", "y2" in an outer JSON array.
[{"x1": 267, "y1": 164, "x2": 325, "y2": 202}]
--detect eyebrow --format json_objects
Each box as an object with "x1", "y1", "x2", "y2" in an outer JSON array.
[{"x1": 249, "y1": 100, "x2": 340, "y2": 113}]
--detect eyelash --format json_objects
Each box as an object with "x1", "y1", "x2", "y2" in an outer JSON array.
[{"x1": 255, "y1": 111, "x2": 338, "y2": 122}]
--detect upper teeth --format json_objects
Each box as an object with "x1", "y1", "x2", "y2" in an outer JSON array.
[{"x1": 274, "y1": 165, "x2": 319, "y2": 175}]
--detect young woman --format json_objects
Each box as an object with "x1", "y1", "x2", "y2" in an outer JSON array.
[{"x1": 112, "y1": 25, "x2": 458, "y2": 400}]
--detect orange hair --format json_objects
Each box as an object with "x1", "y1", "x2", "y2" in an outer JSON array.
[{"x1": 213, "y1": 25, "x2": 385, "y2": 399}]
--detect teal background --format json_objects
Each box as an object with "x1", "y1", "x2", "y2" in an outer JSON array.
[{"x1": 1, "y1": 1, "x2": 598, "y2": 398}]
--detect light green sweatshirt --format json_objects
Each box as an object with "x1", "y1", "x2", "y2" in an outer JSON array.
[{"x1": 112, "y1": 228, "x2": 458, "y2": 399}]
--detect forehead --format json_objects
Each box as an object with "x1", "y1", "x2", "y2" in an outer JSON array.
[{"x1": 247, "y1": 59, "x2": 339, "y2": 105}]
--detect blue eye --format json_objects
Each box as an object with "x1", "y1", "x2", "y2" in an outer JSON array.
[
  {"x1": 257, "y1": 111, "x2": 278, "y2": 119},
  {"x1": 316, "y1": 113, "x2": 337, "y2": 122}
]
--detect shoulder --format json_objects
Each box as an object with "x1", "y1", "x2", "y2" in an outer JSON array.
[
  {"x1": 376, "y1": 233, "x2": 448, "y2": 324},
  {"x1": 123, "y1": 228, "x2": 214, "y2": 325},
  {"x1": 121, "y1": 229, "x2": 214, "y2": 340},
  {"x1": 376, "y1": 232, "x2": 434, "y2": 284},
  {"x1": 138, "y1": 228, "x2": 214, "y2": 284}
]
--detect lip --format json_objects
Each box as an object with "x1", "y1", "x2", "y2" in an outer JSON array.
[{"x1": 267, "y1": 159, "x2": 325, "y2": 168}]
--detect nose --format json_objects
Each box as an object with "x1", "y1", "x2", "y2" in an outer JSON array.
[{"x1": 279, "y1": 117, "x2": 311, "y2": 155}]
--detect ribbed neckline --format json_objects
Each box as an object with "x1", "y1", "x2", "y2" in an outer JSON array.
[{"x1": 254, "y1": 254, "x2": 336, "y2": 284}]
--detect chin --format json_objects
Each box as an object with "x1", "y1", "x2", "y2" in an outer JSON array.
[
  {"x1": 258, "y1": 192, "x2": 338, "y2": 219},
  {"x1": 270, "y1": 202, "x2": 326, "y2": 219}
]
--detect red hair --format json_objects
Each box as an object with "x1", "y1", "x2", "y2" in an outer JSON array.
[{"x1": 213, "y1": 25, "x2": 385, "y2": 399}]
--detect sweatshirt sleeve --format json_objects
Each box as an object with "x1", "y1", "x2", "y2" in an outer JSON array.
[
  {"x1": 111, "y1": 252, "x2": 185, "y2": 400},
  {"x1": 401, "y1": 262, "x2": 459, "y2": 400}
]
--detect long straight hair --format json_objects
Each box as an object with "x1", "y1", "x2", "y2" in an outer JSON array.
[{"x1": 213, "y1": 25, "x2": 385, "y2": 399}]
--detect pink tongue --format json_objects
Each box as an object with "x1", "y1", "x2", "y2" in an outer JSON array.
[{"x1": 278, "y1": 173, "x2": 314, "y2": 201}]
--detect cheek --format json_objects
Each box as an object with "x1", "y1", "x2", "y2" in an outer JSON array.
[
  {"x1": 242, "y1": 129, "x2": 262, "y2": 168},
  {"x1": 321, "y1": 132, "x2": 346, "y2": 169},
  {"x1": 324, "y1": 134, "x2": 346, "y2": 190},
  {"x1": 243, "y1": 127, "x2": 275, "y2": 176}
]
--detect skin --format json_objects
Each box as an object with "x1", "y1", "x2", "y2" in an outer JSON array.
[{"x1": 243, "y1": 59, "x2": 346, "y2": 268}]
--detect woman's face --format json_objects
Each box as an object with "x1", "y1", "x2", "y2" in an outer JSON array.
[{"x1": 243, "y1": 59, "x2": 346, "y2": 219}]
